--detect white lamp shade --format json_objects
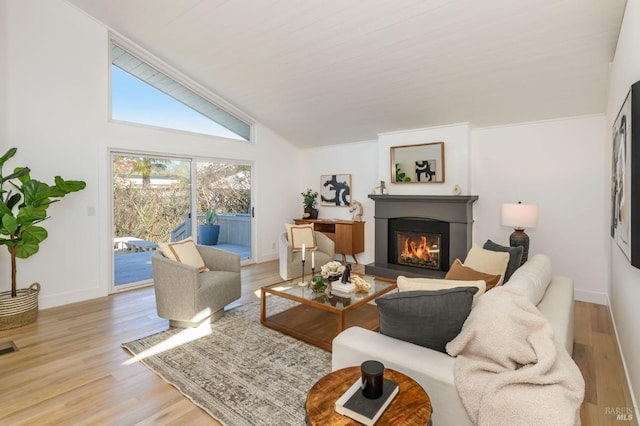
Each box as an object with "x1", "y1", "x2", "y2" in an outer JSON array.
[{"x1": 501, "y1": 203, "x2": 538, "y2": 229}]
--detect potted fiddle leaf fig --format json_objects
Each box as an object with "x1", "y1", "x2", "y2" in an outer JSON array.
[
  {"x1": 0, "y1": 147, "x2": 86, "y2": 330},
  {"x1": 198, "y1": 207, "x2": 220, "y2": 245}
]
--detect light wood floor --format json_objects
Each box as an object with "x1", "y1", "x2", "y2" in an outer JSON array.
[{"x1": 0, "y1": 260, "x2": 636, "y2": 425}]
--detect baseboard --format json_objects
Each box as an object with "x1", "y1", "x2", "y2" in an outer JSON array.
[
  {"x1": 40, "y1": 287, "x2": 106, "y2": 310},
  {"x1": 574, "y1": 289, "x2": 608, "y2": 305},
  {"x1": 606, "y1": 294, "x2": 640, "y2": 419},
  {"x1": 256, "y1": 253, "x2": 279, "y2": 263}
]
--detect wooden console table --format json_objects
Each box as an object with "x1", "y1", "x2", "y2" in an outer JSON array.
[{"x1": 294, "y1": 219, "x2": 365, "y2": 264}]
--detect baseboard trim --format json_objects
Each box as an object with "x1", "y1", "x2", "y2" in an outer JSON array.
[
  {"x1": 574, "y1": 289, "x2": 608, "y2": 305},
  {"x1": 606, "y1": 294, "x2": 640, "y2": 419},
  {"x1": 40, "y1": 287, "x2": 105, "y2": 310}
]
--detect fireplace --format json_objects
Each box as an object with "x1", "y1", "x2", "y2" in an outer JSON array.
[
  {"x1": 365, "y1": 194, "x2": 478, "y2": 279},
  {"x1": 388, "y1": 218, "x2": 450, "y2": 272}
]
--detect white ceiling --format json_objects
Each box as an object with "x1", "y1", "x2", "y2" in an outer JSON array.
[{"x1": 66, "y1": 0, "x2": 626, "y2": 148}]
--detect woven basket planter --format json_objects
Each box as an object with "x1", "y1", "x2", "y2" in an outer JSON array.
[{"x1": 0, "y1": 282, "x2": 41, "y2": 330}]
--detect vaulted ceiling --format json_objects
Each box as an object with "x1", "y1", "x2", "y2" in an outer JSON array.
[{"x1": 66, "y1": 0, "x2": 626, "y2": 147}]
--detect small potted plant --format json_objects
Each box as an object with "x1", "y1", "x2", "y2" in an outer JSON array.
[
  {"x1": 198, "y1": 207, "x2": 220, "y2": 245},
  {"x1": 311, "y1": 276, "x2": 327, "y2": 293},
  {"x1": 0, "y1": 147, "x2": 86, "y2": 330},
  {"x1": 301, "y1": 188, "x2": 319, "y2": 219}
]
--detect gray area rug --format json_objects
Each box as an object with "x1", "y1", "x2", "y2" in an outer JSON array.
[{"x1": 122, "y1": 299, "x2": 331, "y2": 425}]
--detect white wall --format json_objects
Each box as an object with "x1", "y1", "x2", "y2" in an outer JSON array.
[
  {"x1": 300, "y1": 140, "x2": 378, "y2": 265},
  {"x1": 378, "y1": 123, "x2": 471, "y2": 196},
  {"x1": 2, "y1": 0, "x2": 301, "y2": 308},
  {"x1": 0, "y1": 1, "x2": 6, "y2": 152},
  {"x1": 471, "y1": 115, "x2": 609, "y2": 304},
  {"x1": 299, "y1": 124, "x2": 474, "y2": 265},
  {"x1": 606, "y1": 0, "x2": 640, "y2": 410}
]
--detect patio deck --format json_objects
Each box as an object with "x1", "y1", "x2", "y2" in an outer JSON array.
[{"x1": 114, "y1": 243, "x2": 251, "y2": 286}]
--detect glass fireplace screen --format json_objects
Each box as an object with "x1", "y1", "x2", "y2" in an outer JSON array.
[{"x1": 396, "y1": 231, "x2": 441, "y2": 270}]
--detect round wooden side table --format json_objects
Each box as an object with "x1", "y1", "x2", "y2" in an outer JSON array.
[{"x1": 305, "y1": 366, "x2": 432, "y2": 425}]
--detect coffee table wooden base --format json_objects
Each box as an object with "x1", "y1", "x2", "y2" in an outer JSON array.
[{"x1": 305, "y1": 367, "x2": 432, "y2": 425}]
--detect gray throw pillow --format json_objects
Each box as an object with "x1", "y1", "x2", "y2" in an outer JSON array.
[
  {"x1": 483, "y1": 239, "x2": 523, "y2": 282},
  {"x1": 376, "y1": 287, "x2": 478, "y2": 353}
]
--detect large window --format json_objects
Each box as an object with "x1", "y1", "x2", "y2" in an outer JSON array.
[{"x1": 110, "y1": 41, "x2": 251, "y2": 141}]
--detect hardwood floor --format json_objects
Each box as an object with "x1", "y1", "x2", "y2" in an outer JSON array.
[{"x1": 0, "y1": 261, "x2": 636, "y2": 425}]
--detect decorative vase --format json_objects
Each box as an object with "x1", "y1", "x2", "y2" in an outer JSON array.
[
  {"x1": 198, "y1": 224, "x2": 220, "y2": 245},
  {"x1": 0, "y1": 282, "x2": 41, "y2": 330},
  {"x1": 304, "y1": 206, "x2": 319, "y2": 219}
]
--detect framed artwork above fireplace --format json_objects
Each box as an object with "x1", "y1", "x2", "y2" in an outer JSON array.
[{"x1": 390, "y1": 142, "x2": 445, "y2": 183}]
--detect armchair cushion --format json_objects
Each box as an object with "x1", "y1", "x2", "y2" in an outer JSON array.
[
  {"x1": 158, "y1": 237, "x2": 208, "y2": 272},
  {"x1": 285, "y1": 223, "x2": 317, "y2": 250}
]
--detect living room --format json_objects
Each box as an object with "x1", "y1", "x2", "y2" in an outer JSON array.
[{"x1": 1, "y1": 0, "x2": 639, "y2": 423}]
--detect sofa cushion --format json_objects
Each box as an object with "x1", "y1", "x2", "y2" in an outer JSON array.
[
  {"x1": 397, "y1": 275, "x2": 486, "y2": 300},
  {"x1": 376, "y1": 287, "x2": 478, "y2": 353},
  {"x1": 284, "y1": 223, "x2": 317, "y2": 250},
  {"x1": 158, "y1": 237, "x2": 209, "y2": 272},
  {"x1": 504, "y1": 254, "x2": 552, "y2": 305},
  {"x1": 445, "y1": 259, "x2": 501, "y2": 291},
  {"x1": 482, "y1": 240, "x2": 523, "y2": 282},
  {"x1": 463, "y1": 244, "x2": 510, "y2": 286}
]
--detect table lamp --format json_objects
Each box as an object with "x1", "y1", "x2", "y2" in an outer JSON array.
[{"x1": 501, "y1": 201, "x2": 538, "y2": 264}]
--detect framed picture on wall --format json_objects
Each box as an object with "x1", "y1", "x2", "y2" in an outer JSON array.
[
  {"x1": 611, "y1": 79, "x2": 640, "y2": 268},
  {"x1": 320, "y1": 174, "x2": 352, "y2": 207}
]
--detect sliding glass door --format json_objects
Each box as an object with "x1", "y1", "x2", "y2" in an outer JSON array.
[
  {"x1": 195, "y1": 160, "x2": 252, "y2": 261},
  {"x1": 112, "y1": 153, "x2": 192, "y2": 290},
  {"x1": 111, "y1": 152, "x2": 253, "y2": 291}
]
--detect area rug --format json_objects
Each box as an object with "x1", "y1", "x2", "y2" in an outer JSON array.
[{"x1": 121, "y1": 299, "x2": 331, "y2": 426}]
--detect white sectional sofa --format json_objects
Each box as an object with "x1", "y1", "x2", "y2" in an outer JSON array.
[{"x1": 331, "y1": 254, "x2": 576, "y2": 426}]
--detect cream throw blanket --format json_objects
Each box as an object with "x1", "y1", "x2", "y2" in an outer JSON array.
[{"x1": 446, "y1": 287, "x2": 584, "y2": 426}]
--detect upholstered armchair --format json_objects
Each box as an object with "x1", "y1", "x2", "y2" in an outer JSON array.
[
  {"x1": 279, "y1": 230, "x2": 336, "y2": 280},
  {"x1": 151, "y1": 245, "x2": 241, "y2": 328}
]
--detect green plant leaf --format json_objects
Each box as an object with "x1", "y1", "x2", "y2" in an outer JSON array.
[
  {"x1": 4, "y1": 192, "x2": 22, "y2": 210},
  {"x1": 17, "y1": 205, "x2": 47, "y2": 225},
  {"x1": 0, "y1": 200, "x2": 11, "y2": 216},
  {"x1": 1, "y1": 167, "x2": 30, "y2": 185},
  {"x1": 0, "y1": 148, "x2": 17, "y2": 168},
  {"x1": 15, "y1": 225, "x2": 48, "y2": 258},
  {"x1": 54, "y1": 176, "x2": 87, "y2": 194},
  {"x1": 1, "y1": 213, "x2": 18, "y2": 234},
  {"x1": 21, "y1": 180, "x2": 53, "y2": 208}
]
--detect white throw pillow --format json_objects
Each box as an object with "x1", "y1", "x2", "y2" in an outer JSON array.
[
  {"x1": 504, "y1": 254, "x2": 552, "y2": 305},
  {"x1": 284, "y1": 223, "x2": 317, "y2": 250},
  {"x1": 158, "y1": 237, "x2": 209, "y2": 272},
  {"x1": 463, "y1": 244, "x2": 510, "y2": 286},
  {"x1": 397, "y1": 275, "x2": 486, "y2": 300}
]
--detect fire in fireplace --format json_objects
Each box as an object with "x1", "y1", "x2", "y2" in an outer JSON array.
[
  {"x1": 387, "y1": 217, "x2": 450, "y2": 273},
  {"x1": 396, "y1": 231, "x2": 441, "y2": 270}
]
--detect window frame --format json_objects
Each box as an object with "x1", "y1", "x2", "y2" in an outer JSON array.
[{"x1": 108, "y1": 34, "x2": 255, "y2": 143}]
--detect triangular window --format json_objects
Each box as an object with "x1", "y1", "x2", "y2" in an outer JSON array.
[{"x1": 110, "y1": 42, "x2": 251, "y2": 141}]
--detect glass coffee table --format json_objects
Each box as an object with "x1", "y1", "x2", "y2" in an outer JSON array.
[{"x1": 260, "y1": 275, "x2": 396, "y2": 351}]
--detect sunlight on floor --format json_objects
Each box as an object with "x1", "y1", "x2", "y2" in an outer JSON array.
[{"x1": 122, "y1": 316, "x2": 212, "y2": 365}]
